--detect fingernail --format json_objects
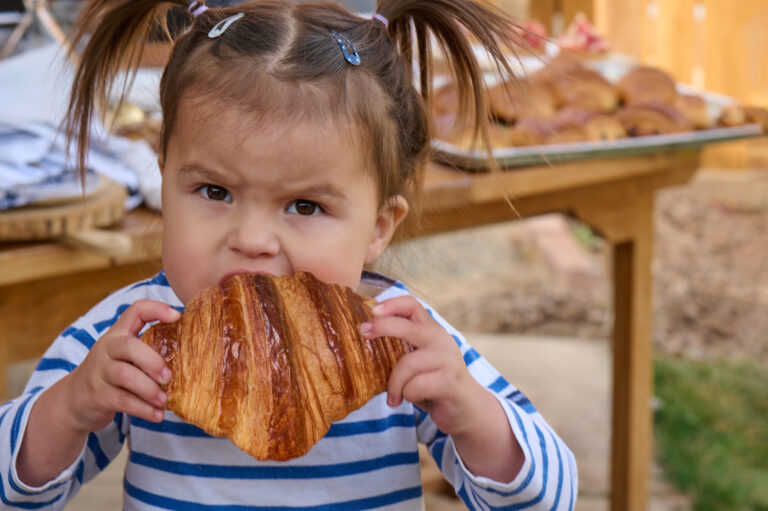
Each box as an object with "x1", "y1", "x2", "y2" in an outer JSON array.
[
  {"x1": 161, "y1": 367, "x2": 172, "y2": 384},
  {"x1": 168, "y1": 308, "x2": 182, "y2": 320},
  {"x1": 386, "y1": 395, "x2": 394, "y2": 407},
  {"x1": 372, "y1": 305, "x2": 384, "y2": 316},
  {"x1": 154, "y1": 409, "x2": 164, "y2": 421},
  {"x1": 157, "y1": 391, "x2": 167, "y2": 405},
  {"x1": 360, "y1": 322, "x2": 372, "y2": 334}
]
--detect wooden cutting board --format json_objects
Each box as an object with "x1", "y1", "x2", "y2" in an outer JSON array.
[{"x1": 0, "y1": 177, "x2": 133, "y2": 255}]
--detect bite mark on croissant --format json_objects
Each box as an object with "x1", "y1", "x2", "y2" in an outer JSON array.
[{"x1": 141, "y1": 272, "x2": 412, "y2": 460}]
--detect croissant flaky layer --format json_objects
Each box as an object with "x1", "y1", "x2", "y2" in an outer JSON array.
[{"x1": 141, "y1": 272, "x2": 411, "y2": 461}]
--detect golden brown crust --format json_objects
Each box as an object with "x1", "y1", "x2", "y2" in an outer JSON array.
[
  {"x1": 675, "y1": 94, "x2": 711, "y2": 129},
  {"x1": 507, "y1": 117, "x2": 553, "y2": 146},
  {"x1": 432, "y1": 78, "x2": 461, "y2": 118},
  {"x1": 487, "y1": 79, "x2": 557, "y2": 124},
  {"x1": 718, "y1": 104, "x2": 747, "y2": 127},
  {"x1": 550, "y1": 108, "x2": 627, "y2": 142},
  {"x1": 530, "y1": 51, "x2": 586, "y2": 87},
  {"x1": 141, "y1": 272, "x2": 411, "y2": 461},
  {"x1": 582, "y1": 114, "x2": 627, "y2": 141},
  {"x1": 744, "y1": 106, "x2": 768, "y2": 134},
  {"x1": 617, "y1": 66, "x2": 678, "y2": 106},
  {"x1": 615, "y1": 102, "x2": 692, "y2": 136},
  {"x1": 718, "y1": 105, "x2": 768, "y2": 134},
  {"x1": 550, "y1": 68, "x2": 618, "y2": 113},
  {"x1": 436, "y1": 115, "x2": 517, "y2": 150}
]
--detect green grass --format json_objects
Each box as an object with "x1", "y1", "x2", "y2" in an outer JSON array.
[{"x1": 654, "y1": 355, "x2": 768, "y2": 511}]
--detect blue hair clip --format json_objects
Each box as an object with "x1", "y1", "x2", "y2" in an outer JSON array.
[{"x1": 329, "y1": 30, "x2": 361, "y2": 66}]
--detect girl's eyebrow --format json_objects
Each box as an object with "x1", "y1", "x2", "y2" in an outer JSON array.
[
  {"x1": 178, "y1": 163, "x2": 227, "y2": 182},
  {"x1": 292, "y1": 183, "x2": 347, "y2": 200},
  {"x1": 179, "y1": 163, "x2": 347, "y2": 200}
]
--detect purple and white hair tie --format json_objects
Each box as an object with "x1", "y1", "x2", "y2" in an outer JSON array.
[
  {"x1": 371, "y1": 13, "x2": 389, "y2": 28},
  {"x1": 188, "y1": 0, "x2": 208, "y2": 18}
]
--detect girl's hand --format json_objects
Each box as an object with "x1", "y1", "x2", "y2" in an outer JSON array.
[
  {"x1": 360, "y1": 296, "x2": 525, "y2": 482},
  {"x1": 359, "y1": 296, "x2": 486, "y2": 437},
  {"x1": 64, "y1": 300, "x2": 180, "y2": 434}
]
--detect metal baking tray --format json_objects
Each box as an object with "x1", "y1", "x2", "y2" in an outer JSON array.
[
  {"x1": 431, "y1": 54, "x2": 765, "y2": 170},
  {"x1": 432, "y1": 124, "x2": 763, "y2": 170}
]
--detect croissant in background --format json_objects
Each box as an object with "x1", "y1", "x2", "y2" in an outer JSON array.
[
  {"x1": 615, "y1": 102, "x2": 691, "y2": 136},
  {"x1": 552, "y1": 107, "x2": 627, "y2": 142},
  {"x1": 718, "y1": 104, "x2": 768, "y2": 134},
  {"x1": 550, "y1": 68, "x2": 618, "y2": 113},
  {"x1": 617, "y1": 66, "x2": 678, "y2": 106},
  {"x1": 675, "y1": 94, "x2": 711, "y2": 130},
  {"x1": 142, "y1": 272, "x2": 412, "y2": 461},
  {"x1": 529, "y1": 51, "x2": 586, "y2": 88},
  {"x1": 487, "y1": 78, "x2": 557, "y2": 124}
]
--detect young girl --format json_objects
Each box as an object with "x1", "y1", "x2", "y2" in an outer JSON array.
[{"x1": 1, "y1": 0, "x2": 577, "y2": 508}]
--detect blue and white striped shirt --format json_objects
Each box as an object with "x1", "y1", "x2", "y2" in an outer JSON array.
[{"x1": 0, "y1": 271, "x2": 577, "y2": 510}]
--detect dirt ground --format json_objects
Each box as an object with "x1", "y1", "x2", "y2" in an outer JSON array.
[{"x1": 381, "y1": 168, "x2": 768, "y2": 364}]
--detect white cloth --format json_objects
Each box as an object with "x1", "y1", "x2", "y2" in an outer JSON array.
[
  {"x1": 0, "y1": 121, "x2": 145, "y2": 210},
  {"x1": 0, "y1": 43, "x2": 163, "y2": 210}
]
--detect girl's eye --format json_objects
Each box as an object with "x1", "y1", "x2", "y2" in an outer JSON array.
[
  {"x1": 287, "y1": 200, "x2": 321, "y2": 216},
  {"x1": 198, "y1": 185, "x2": 232, "y2": 202}
]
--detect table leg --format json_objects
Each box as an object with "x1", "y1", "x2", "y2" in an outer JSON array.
[{"x1": 610, "y1": 191, "x2": 654, "y2": 511}]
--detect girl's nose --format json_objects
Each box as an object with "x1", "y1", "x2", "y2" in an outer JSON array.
[{"x1": 226, "y1": 211, "x2": 281, "y2": 258}]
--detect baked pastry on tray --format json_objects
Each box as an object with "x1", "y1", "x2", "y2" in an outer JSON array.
[
  {"x1": 141, "y1": 272, "x2": 411, "y2": 461},
  {"x1": 552, "y1": 107, "x2": 627, "y2": 141},
  {"x1": 506, "y1": 108, "x2": 626, "y2": 146},
  {"x1": 550, "y1": 68, "x2": 618, "y2": 113},
  {"x1": 617, "y1": 66, "x2": 678, "y2": 107},
  {"x1": 529, "y1": 51, "x2": 586, "y2": 88},
  {"x1": 615, "y1": 102, "x2": 692, "y2": 136},
  {"x1": 487, "y1": 78, "x2": 557, "y2": 123},
  {"x1": 433, "y1": 112, "x2": 518, "y2": 149},
  {"x1": 718, "y1": 104, "x2": 768, "y2": 134},
  {"x1": 675, "y1": 94, "x2": 711, "y2": 129}
]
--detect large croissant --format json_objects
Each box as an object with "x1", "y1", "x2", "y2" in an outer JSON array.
[{"x1": 141, "y1": 272, "x2": 412, "y2": 461}]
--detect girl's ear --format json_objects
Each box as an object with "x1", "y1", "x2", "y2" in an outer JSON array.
[{"x1": 365, "y1": 195, "x2": 409, "y2": 264}]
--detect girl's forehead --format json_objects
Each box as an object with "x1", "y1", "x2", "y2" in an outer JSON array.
[
  {"x1": 170, "y1": 96, "x2": 369, "y2": 177},
  {"x1": 176, "y1": 94, "x2": 356, "y2": 143}
]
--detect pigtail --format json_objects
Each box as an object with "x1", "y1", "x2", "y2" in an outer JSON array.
[
  {"x1": 376, "y1": 0, "x2": 522, "y2": 164},
  {"x1": 64, "y1": 0, "x2": 192, "y2": 181}
]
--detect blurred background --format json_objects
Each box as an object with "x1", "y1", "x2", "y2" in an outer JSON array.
[{"x1": 0, "y1": 1, "x2": 766, "y2": 510}]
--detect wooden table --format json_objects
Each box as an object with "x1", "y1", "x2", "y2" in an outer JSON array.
[{"x1": 0, "y1": 149, "x2": 700, "y2": 511}]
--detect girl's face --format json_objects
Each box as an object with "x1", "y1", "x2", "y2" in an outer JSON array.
[{"x1": 160, "y1": 98, "x2": 407, "y2": 305}]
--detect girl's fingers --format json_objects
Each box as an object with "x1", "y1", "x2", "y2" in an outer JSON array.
[
  {"x1": 103, "y1": 360, "x2": 167, "y2": 409},
  {"x1": 371, "y1": 296, "x2": 428, "y2": 322},
  {"x1": 107, "y1": 386, "x2": 165, "y2": 423},
  {"x1": 107, "y1": 336, "x2": 171, "y2": 386},
  {"x1": 386, "y1": 349, "x2": 444, "y2": 406},
  {"x1": 400, "y1": 371, "x2": 449, "y2": 408},
  {"x1": 114, "y1": 300, "x2": 181, "y2": 338},
  {"x1": 360, "y1": 315, "x2": 438, "y2": 349}
]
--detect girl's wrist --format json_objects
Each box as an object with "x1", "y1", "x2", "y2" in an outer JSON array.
[
  {"x1": 56, "y1": 373, "x2": 95, "y2": 438},
  {"x1": 450, "y1": 382, "x2": 524, "y2": 481},
  {"x1": 453, "y1": 380, "x2": 499, "y2": 437},
  {"x1": 16, "y1": 379, "x2": 90, "y2": 487}
]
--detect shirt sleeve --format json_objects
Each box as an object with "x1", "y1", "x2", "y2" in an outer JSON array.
[
  {"x1": 403, "y1": 293, "x2": 579, "y2": 510},
  {"x1": 0, "y1": 277, "x2": 166, "y2": 509}
]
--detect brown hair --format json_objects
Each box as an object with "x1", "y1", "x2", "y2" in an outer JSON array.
[{"x1": 65, "y1": 0, "x2": 522, "y2": 207}]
